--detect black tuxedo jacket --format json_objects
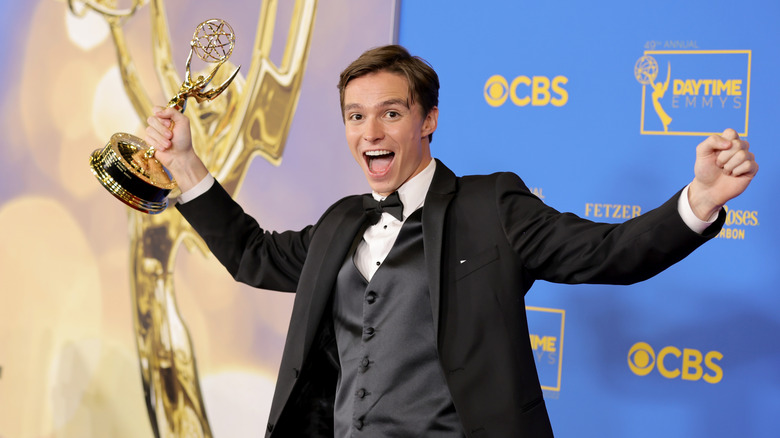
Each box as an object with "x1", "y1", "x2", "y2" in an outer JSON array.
[{"x1": 178, "y1": 160, "x2": 723, "y2": 437}]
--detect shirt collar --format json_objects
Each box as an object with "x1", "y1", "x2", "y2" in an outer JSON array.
[{"x1": 372, "y1": 159, "x2": 436, "y2": 220}]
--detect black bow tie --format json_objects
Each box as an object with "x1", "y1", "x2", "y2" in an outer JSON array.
[{"x1": 363, "y1": 191, "x2": 404, "y2": 224}]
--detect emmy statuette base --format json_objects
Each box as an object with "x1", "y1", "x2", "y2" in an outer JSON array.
[{"x1": 89, "y1": 132, "x2": 178, "y2": 214}]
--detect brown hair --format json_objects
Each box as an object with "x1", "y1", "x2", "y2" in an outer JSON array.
[{"x1": 338, "y1": 45, "x2": 439, "y2": 142}]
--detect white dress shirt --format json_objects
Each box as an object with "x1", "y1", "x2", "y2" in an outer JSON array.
[{"x1": 354, "y1": 160, "x2": 436, "y2": 280}]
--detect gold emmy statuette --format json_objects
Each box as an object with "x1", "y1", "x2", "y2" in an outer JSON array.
[{"x1": 89, "y1": 18, "x2": 240, "y2": 214}]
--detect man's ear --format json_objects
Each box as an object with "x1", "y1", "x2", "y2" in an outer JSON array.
[{"x1": 422, "y1": 106, "x2": 439, "y2": 138}]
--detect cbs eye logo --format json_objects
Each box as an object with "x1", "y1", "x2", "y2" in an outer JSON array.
[
  {"x1": 628, "y1": 342, "x2": 723, "y2": 384},
  {"x1": 484, "y1": 74, "x2": 569, "y2": 107},
  {"x1": 484, "y1": 75, "x2": 510, "y2": 107},
  {"x1": 627, "y1": 342, "x2": 657, "y2": 376}
]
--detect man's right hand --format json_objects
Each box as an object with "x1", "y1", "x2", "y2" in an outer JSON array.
[{"x1": 145, "y1": 106, "x2": 209, "y2": 192}]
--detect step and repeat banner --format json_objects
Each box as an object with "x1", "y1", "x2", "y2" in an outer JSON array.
[
  {"x1": 398, "y1": 1, "x2": 778, "y2": 437},
  {"x1": 0, "y1": 1, "x2": 777, "y2": 437}
]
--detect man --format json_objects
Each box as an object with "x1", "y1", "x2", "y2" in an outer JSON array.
[{"x1": 145, "y1": 45, "x2": 757, "y2": 437}]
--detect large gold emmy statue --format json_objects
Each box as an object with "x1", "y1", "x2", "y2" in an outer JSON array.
[{"x1": 68, "y1": 0, "x2": 318, "y2": 436}]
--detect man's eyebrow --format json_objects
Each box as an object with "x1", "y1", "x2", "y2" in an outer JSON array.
[
  {"x1": 380, "y1": 98, "x2": 410, "y2": 109},
  {"x1": 343, "y1": 98, "x2": 410, "y2": 113},
  {"x1": 343, "y1": 103, "x2": 362, "y2": 113}
]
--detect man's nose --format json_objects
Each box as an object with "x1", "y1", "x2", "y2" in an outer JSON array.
[{"x1": 362, "y1": 117, "x2": 384, "y2": 142}]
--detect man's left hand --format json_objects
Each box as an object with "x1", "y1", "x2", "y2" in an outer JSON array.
[{"x1": 688, "y1": 128, "x2": 758, "y2": 221}]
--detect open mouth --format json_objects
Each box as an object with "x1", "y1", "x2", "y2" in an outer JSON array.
[{"x1": 365, "y1": 149, "x2": 395, "y2": 174}]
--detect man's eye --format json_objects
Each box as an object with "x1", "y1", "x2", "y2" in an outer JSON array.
[
  {"x1": 386, "y1": 111, "x2": 399, "y2": 118},
  {"x1": 349, "y1": 114, "x2": 363, "y2": 121}
]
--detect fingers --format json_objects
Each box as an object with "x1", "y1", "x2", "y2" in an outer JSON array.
[
  {"x1": 697, "y1": 133, "x2": 733, "y2": 157},
  {"x1": 698, "y1": 129, "x2": 749, "y2": 158},
  {"x1": 145, "y1": 115, "x2": 173, "y2": 151},
  {"x1": 722, "y1": 149, "x2": 758, "y2": 178},
  {"x1": 708, "y1": 128, "x2": 756, "y2": 178},
  {"x1": 152, "y1": 106, "x2": 177, "y2": 120},
  {"x1": 715, "y1": 138, "x2": 750, "y2": 171},
  {"x1": 145, "y1": 107, "x2": 183, "y2": 151},
  {"x1": 721, "y1": 128, "x2": 739, "y2": 141},
  {"x1": 695, "y1": 128, "x2": 757, "y2": 179}
]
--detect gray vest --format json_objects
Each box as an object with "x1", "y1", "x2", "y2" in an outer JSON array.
[{"x1": 332, "y1": 209, "x2": 465, "y2": 437}]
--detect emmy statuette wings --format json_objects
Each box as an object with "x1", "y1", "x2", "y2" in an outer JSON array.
[{"x1": 88, "y1": 19, "x2": 240, "y2": 214}]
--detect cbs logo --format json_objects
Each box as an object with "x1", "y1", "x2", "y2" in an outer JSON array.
[
  {"x1": 628, "y1": 342, "x2": 723, "y2": 384},
  {"x1": 484, "y1": 74, "x2": 568, "y2": 107}
]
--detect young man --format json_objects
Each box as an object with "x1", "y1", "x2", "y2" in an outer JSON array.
[{"x1": 146, "y1": 45, "x2": 757, "y2": 437}]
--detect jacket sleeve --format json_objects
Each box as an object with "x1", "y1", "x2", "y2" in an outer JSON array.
[
  {"x1": 176, "y1": 181, "x2": 312, "y2": 292},
  {"x1": 495, "y1": 172, "x2": 725, "y2": 285}
]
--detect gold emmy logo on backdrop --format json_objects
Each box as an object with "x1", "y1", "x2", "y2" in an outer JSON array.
[
  {"x1": 68, "y1": 0, "x2": 318, "y2": 436},
  {"x1": 634, "y1": 55, "x2": 672, "y2": 133},
  {"x1": 89, "y1": 18, "x2": 240, "y2": 214}
]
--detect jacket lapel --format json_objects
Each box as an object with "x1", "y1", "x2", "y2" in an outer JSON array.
[
  {"x1": 422, "y1": 159, "x2": 457, "y2": 340},
  {"x1": 300, "y1": 197, "x2": 368, "y2": 358}
]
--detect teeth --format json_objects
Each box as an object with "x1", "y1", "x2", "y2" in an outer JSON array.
[{"x1": 365, "y1": 150, "x2": 392, "y2": 157}]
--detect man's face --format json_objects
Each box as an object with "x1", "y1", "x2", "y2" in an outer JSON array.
[{"x1": 343, "y1": 71, "x2": 437, "y2": 196}]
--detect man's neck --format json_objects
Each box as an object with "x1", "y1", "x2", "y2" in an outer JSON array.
[{"x1": 372, "y1": 159, "x2": 436, "y2": 218}]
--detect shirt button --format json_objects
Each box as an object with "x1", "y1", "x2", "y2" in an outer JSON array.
[
  {"x1": 354, "y1": 419, "x2": 364, "y2": 430},
  {"x1": 366, "y1": 292, "x2": 377, "y2": 304},
  {"x1": 375, "y1": 261, "x2": 381, "y2": 266},
  {"x1": 356, "y1": 388, "x2": 367, "y2": 398}
]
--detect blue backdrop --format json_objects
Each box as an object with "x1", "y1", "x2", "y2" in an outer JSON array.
[{"x1": 399, "y1": 1, "x2": 778, "y2": 437}]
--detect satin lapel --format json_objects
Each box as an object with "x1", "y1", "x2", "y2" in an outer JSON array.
[
  {"x1": 300, "y1": 197, "x2": 368, "y2": 357},
  {"x1": 422, "y1": 160, "x2": 457, "y2": 341}
]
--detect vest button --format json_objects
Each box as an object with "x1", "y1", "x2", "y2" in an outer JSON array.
[
  {"x1": 366, "y1": 292, "x2": 377, "y2": 304},
  {"x1": 360, "y1": 356, "x2": 370, "y2": 368},
  {"x1": 267, "y1": 423, "x2": 274, "y2": 432},
  {"x1": 356, "y1": 388, "x2": 367, "y2": 398},
  {"x1": 364, "y1": 327, "x2": 375, "y2": 336},
  {"x1": 354, "y1": 419, "x2": 364, "y2": 430}
]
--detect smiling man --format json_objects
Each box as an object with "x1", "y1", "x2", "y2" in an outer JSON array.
[
  {"x1": 145, "y1": 45, "x2": 757, "y2": 437},
  {"x1": 342, "y1": 65, "x2": 437, "y2": 197}
]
